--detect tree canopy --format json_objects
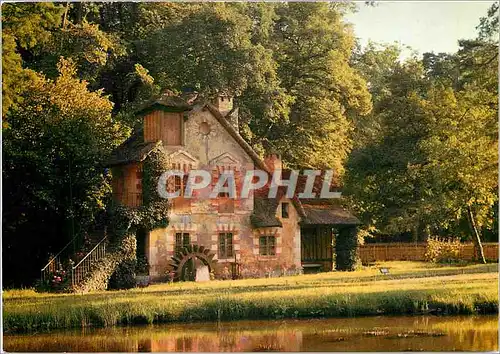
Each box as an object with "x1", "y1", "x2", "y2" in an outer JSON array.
[{"x1": 345, "y1": 4, "x2": 498, "y2": 260}]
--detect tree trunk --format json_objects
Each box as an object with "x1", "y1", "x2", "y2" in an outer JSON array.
[
  {"x1": 62, "y1": 2, "x2": 70, "y2": 28},
  {"x1": 412, "y1": 225, "x2": 418, "y2": 243},
  {"x1": 75, "y1": 3, "x2": 83, "y2": 24},
  {"x1": 467, "y1": 205, "x2": 486, "y2": 264}
]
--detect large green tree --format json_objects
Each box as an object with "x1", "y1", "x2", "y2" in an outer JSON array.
[
  {"x1": 2, "y1": 3, "x2": 64, "y2": 116},
  {"x1": 418, "y1": 84, "x2": 497, "y2": 262},
  {"x1": 3, "y1": 59, "x2": 127, "y2": 285},
  {"x1": 250, "y1": 3, "x2": 372, "y2": 172},
  {"x1": 345, "y1": 5, "x2": 498, "y2": 258}
]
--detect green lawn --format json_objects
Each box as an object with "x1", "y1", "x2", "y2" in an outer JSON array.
[{"x1": 3, "y1": 262, "x2": 498, "y2": 333}]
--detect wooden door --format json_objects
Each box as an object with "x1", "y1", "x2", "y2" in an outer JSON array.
[{"x1": 301, "y1": 227, "x2": 333, "y2": 271}]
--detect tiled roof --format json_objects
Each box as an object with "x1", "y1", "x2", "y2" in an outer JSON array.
[
  {"x1": 136, "y1": 91, "x2": 194, "y2": 114},
  {"x1": 300, "y1": 200, "x2": 360, "y2": 226},
  {"x1": 105, "y1": 129, "x2": 162, "y2": 166},
  {"x1": 251, "y1": 172, "x2": 358, "y2": 228}
]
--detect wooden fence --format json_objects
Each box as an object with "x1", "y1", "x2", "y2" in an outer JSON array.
[{"x1": 358, "y1": 242, "x2": 499, "y2": 264}]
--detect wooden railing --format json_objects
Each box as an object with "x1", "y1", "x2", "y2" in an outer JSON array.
[
  {"x1": 41, "y1": 236, "x2": 78, "y2": 282},
  {"x1": 71, "y1": 236, "x2": 107, "y2": 287}
]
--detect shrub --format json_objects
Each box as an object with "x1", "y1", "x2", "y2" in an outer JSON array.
[
  {"x1": 135, "y1": 256, "x2": 149, "y2": 275},
  {"x1": 425, "y1": 237, "x2": 464, "y2": 263},
  {"x1": 109, "y1": 259, "x2": 137, "y2": 290},
  {"x1": 35, "y1": 268, "x2": 72, "y2": 293},
  {"x1": 336, "y1": 226, "x2": 359, "y2": 271}
]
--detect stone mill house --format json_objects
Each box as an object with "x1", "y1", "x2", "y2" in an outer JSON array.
[{"x1": 106, "y1": 92, "x2": 360, "y2": 281}]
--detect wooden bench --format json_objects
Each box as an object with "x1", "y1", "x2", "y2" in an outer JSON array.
[{"x1": 302, "y1": 263, "x2": 323, "y2": 274}]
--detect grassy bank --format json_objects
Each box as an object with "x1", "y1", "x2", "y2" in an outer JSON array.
[{"x1": 4, "y1": 262, "x2": 498, "y2": 333}]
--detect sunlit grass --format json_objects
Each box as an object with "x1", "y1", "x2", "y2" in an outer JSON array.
[{"x1": 3, "y1": 262, "x2": 498, "y2": 333}]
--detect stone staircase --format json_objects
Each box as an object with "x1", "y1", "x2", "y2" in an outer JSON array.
[{"x1": 40, "y1": 230, "x2": 109, "y2": 291}]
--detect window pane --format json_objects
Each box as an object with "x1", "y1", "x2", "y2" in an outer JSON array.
[
  {"x1": 227, "y1": 233, "x2": 233, "y2": 257},
  {"x1": 269, "y1": 236, "x2": 276, "y2": 255},
  {"x1": 174, "y1": 175, "x2": 183, "y2": 196},
  {"x1": 218, "y1": 233, "x2": 226, "y2": 258},
  {"x1": 175, "y1": 233, "x2": 182, "y2": 252},
  {"x1": 282, "y1": 203, "x2": 289, "y2": 218},
  {"x1": 183, "y1": 233, "x2": 190, "y2": 246},
  {"x1": 259, "y1": 236, "x2": 267, "y2": 256}
]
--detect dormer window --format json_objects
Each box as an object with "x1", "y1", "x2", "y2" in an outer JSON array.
[{"x1": 144, "y1": 110, "x2": 183, "y2": 146}]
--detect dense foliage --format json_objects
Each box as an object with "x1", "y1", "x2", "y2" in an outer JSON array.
[
  {"x1": 2, "y1": 2, "x2": 497, "y2": 285},
  {"x1": 345, "y1": 5, "x2": 498, "y2": 261}
]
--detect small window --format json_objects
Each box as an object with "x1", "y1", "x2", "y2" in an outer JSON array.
[
  {"x1": 218, "y1": 233, "x2": 233, "y2": 259},
  {"x1": 174, "y1": 175, "x2": 183, "y2": 196},
  {"x1": 282, "y1": 203, "x2": 289, "y2": 218},
  {"x1": 175, "y1": 232, "x2": 190, "y2": 252},
  {"x1": 217, "y1": 175, "x2": 232, "y2": 198},
  {"x1": 217, "y1": 171, "x2": 234, "y2": 213},
  {"x1": 259, "y1": 236, "x2": 276, "y2": 256},
  {"x1": 167, "y1": 173, "x2": 188, "y2": 197}
]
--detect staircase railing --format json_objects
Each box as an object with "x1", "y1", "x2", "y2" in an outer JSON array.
[
  {"x1": 41, "y1": 236, "x2": 78, "y2": 282},
  {"x1": 71, "y1": 236, "x2": 107, "y2": 288}
]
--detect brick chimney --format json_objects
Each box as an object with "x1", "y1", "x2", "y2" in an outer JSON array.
[{"x1": 263, "y1": 153, "x2": 282, "y2": 172}]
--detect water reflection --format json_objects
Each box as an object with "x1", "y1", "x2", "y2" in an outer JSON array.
[{"x1": 4, "y1": 315, "x2": 498, "y2": 352}]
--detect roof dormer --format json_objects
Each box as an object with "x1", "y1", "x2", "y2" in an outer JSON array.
[{"x1": 137, "y1": 91, "x2": 192, "y2": 146}]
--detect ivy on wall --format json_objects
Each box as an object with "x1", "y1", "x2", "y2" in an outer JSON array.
[
  {"x1": 335, "y1": 226, "x2": 360, "y2": 271},
  {"x1": 74, "y1": 234, "x2": 137, "y2": 292},
  {"x1": 103, "y1": 148, "x2": 171, "y2": 289},
  {"x1": 108, "y1": 148, "x2": 171, "y2": 235}
]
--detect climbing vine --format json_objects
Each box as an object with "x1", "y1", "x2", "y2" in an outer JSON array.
[
  {"x1": 105, "y1": 148, "x2": 171, "y2": 289},
  {"x1": 108, "y1": 148, "x2": 171, "y2": 235}
]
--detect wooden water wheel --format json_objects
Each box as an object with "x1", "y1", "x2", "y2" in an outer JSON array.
[{"x1": 169, "y1": 244, "x2": 217, "y2": 281}]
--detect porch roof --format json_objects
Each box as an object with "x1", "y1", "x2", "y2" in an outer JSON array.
[{"x1": 300, "y1": 202, "x2": 360, "y2": 226}]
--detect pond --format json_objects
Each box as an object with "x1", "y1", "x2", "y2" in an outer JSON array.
[{"x1": 4, "y1": 315, "x2": 498, "y2": 352}]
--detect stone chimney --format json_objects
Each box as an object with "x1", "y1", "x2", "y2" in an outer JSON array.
[
  {"x1": 213, "y1": 94, "x2": 239, "y2": 131},
  {"x1": 212, "y1": 94, "x2": 233, "y2": 116},
  {"x1": 263, "y1": 153, "x2": 282, "y2": 172},
  {"x1": 226, "y1": 106, "x2": 239, "y2": 132}
]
